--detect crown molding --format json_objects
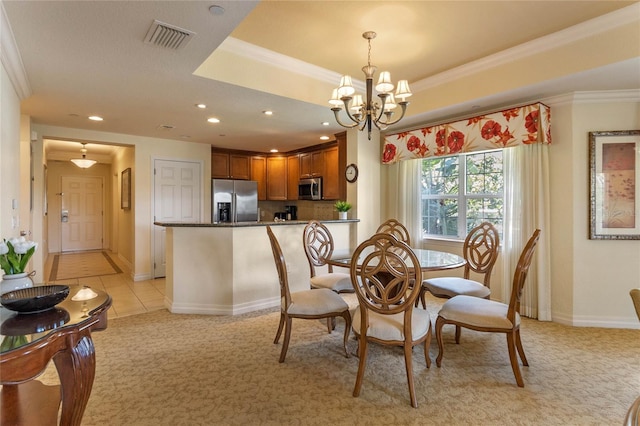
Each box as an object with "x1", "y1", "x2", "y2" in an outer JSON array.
[
  {"x1": 543, "y1": 89, "x2": 640, "y2": 107},
  {"x1": 0, "y1": 2, "x2": 31, "y2": 100}
]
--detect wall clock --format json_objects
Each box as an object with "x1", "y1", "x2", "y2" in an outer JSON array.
[{"x1": 345, "y1": 163, "x2": 359, "y2": 183}]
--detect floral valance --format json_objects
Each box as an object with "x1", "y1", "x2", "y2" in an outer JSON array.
[{"x1": 382, "y1": 102, "x2": 551, "y2": 164}]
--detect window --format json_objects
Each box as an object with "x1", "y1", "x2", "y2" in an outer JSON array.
[{"x1": 421, "y1": 150, "x2": 503, "y2": 239}]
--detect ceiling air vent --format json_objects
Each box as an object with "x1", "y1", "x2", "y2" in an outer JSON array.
[{"x1": 144, "y1": 20, "x2": 195, "y2": 50}]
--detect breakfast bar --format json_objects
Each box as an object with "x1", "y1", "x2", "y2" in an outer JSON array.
[{"x1": 155, "y1": 220, "x2": 358, "y2": 315}]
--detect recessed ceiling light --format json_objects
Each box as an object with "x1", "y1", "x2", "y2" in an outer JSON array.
[
  {"x1": 88, "y1": 116, "x2": 103, "y2": 121},
  {"x1": 207, "y1": 117, "x2": 220, "y2": 123},
  {"x1": 270, "y1": 149, "x2": 278, "y2": 153},
  {"x1": 263, "y1": 110, "x2": 273, "y2": 116},
  {"x1": 321, "y1": 122, "x2": 329, "y2": 126},
  {"x1": 196, "y1": 104, "x2": 206, "y2": 109},
  {"x1": 209, "y1": 5, "x2": 225, "y2": 15},
  {"x1": 320, "y1": 136, "x2": 330, "y2": 141}
]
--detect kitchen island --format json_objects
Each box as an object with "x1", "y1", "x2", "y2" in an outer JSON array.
[{"x1": 155, "y1": 220, "x2": 359, "y2": 315}]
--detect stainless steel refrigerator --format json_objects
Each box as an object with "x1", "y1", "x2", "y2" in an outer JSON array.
[{"x1": 212, "y1": 179, "x2": 259, "y2": 223}]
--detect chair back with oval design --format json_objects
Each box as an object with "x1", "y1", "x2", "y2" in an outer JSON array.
[
  {"x1": 303, "y1": 220, "x2": 336, "y2": 277},
  {"x1": 376, "y1": 219, "x2": 411, "y2": 247},
  {"x1": 350, "y1": 233, "x2": 422, "y2": 315},
  {"x1": 462, "y1": 222, "x2": 500, "y2": 287}
]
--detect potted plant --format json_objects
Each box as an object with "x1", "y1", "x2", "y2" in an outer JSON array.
[
  {"x1": 0, "y1": 237, "x2": 38, "y2": 294},
  {"x1": 334, "y1": 201, "x2": 352, "y2": 220}
]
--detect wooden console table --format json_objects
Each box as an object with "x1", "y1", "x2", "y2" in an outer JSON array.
[{"x1": 0, "y1": 285, "x2": 111, "y2": 425}]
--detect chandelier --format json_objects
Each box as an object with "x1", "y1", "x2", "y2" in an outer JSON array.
[
  {"x1": 70, "y1": 143, "x2": 97, "y2": 168},
  {"x1": 329, "y1": 31, "x2": 412, "y2": 140}
]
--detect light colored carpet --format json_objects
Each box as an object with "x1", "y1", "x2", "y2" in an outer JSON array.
[
  {"x1": 49, "y1": 251, "x2": 122, "y2": 281},
  {"x1": 43, "y1": 295, "x2": 640, "y2": 425}
]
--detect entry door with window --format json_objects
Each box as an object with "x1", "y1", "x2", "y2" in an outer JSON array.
[
  {"x1": 61, "y1": 176, "x2": 104, "y2": 252},
  {"x1": 153, "y1": 159, "x2": 202, "y2": 278}
]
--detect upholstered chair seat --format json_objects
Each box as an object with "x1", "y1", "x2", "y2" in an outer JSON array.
[
  {"x1": 438, "y1": 295, "x2": 520, "y2": 329},
  {"x1": 352, "y1": 306, "x2": 432, "y2": 341},
  {"x1": 423, "y1": 277, "x2": 491, "y2": 299},
  {"x1": 286, "y1": 288, "x2": 350, "y2": 316},
  {"x1": 310, "y1": 273, "x2": 353, "y2": 293}
]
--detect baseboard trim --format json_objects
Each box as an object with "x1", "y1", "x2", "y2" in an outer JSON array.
[
  {"x1": 552, "y1": 311, "x2": 640, "y2": 329},
  {"x1": 166, "y1": 297, "x2": 280, "y2": 316}
]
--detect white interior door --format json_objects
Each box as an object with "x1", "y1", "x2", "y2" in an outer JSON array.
[
  {"x1": 153, "y1": 160, "x2": 201, "y2": 278},
  {"x1": 61, "y1": 176, "x2": 104, "y2": 252}
]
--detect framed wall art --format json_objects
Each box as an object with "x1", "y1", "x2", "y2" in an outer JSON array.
[
  {"x1": 121, "y1": 168, "x2": 131, "y2": 210},
  {"x1": 589, "y1": 130, "x2": 640, "y2": 240}
]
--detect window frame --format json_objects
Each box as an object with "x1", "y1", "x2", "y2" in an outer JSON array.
[{"x1": 420, "y1": 149, "x2": 504, "y2": 241}]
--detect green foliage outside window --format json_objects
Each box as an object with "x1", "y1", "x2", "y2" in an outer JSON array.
[{"x1": 421, "y1": 150, "x2": 503, "y2": 239}]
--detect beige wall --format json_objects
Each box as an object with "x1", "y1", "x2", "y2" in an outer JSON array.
[
  {"x1": 0, "y1": 62, "x2": 21, "y2": 239},
  {"x1": 549, "y1": 96, "x2": 640, "y2": 327}
]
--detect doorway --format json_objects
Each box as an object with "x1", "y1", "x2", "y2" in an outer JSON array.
[
  {"x1": 60, "y1": 176, "x2": 104, "y2": 252},
  {"x1": 152, "y1": 159, "x2": 202, "y2": 278}
]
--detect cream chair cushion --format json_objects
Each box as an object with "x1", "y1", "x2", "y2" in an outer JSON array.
[
  {"x1": 286, "y1": 288, "x2": 349, "y2": 316},
  {"x1": 352, "y1": 306, "x2": 432, "y2": 341},
  {"x1": 310, "y1": 273, "x2": 353, "y2": 293},
  {"x1": 423, "y1": 277, "x2": 491, "y2": 299},
  {"x1": 438, "y1": 295, "x2": 520, "y2": 329}
]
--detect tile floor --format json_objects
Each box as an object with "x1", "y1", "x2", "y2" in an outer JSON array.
[{"x1": 45, "y1": 251, "x2": 166, "y2": 319}]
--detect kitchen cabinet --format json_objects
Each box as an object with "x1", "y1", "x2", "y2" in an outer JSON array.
[
  {"x1": 267, "y1": 156, "x2": 287, "y2": 200},
  {"x1": 287, "y1": 155, "x2": 299, "y2": 201},
  {"x1": 229, "y1": 155, "x2": 250, "y2": 180},
  {"x1": 211, "y1": 152, "x2": 230, "y2": 178},
  {"x1": 322, "y1": 146, "x2": 340, "y2": 200},
  {"x1": 211, "y1": 152, "x2": 251, "y2": 179},
  {"x1": 251, "y1": 156, "x2": 267, "y2": 200},
  {"x1": 299, "y1": 151, "x2": 324, "y2": 179}
]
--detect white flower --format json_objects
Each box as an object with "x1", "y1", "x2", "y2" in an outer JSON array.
[{"x1": 0, "y1": 237, "x2": 38, "y2": 275}]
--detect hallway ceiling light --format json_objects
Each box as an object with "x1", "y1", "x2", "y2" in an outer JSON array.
[
  {"x1": 329, "y1": 31, "x2": 412, "y2": 140},
  {"x1": 70, "y1": 143, "x2": 97, "y2": 168}
]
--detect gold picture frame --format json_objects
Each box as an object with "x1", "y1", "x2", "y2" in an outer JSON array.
[
  {"x1": 121, "y1": 168, "x2": 131, "y2": 210},
  {"x1": 589, "y1": 130, "x2": 640, "y2": 240}
]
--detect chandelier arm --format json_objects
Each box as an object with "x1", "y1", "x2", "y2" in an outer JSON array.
[
  {"x1": 331, "y1": 109, "x2": 360, "y2": 129},
  {"x1": 377, "y1": 102, "x2": 410, "y2": 127},
  {"x1": 340, "y1": 99, "x2": 366, "y2": 126}
]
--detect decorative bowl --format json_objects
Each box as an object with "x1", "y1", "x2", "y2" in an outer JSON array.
[{"x1": 0, "y1": 285, "x2": 70, "y2": 314}]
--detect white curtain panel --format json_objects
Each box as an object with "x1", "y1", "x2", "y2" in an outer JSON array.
[
  {"x1": 387, "y1": 159, "x2": 423, "y2": 248},
  {"x1": 503, "y1": 143, "x2": 552, "y2": 320}
]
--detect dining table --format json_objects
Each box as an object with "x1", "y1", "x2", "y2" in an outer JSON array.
[
  {"x1": 328, "y1": 246, "x2": 466, "y2": 302},
  {"x1": 328, "y1": 247, "x2": 466, "y2": 272}
]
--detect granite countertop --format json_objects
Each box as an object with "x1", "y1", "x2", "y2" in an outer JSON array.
[{"x1": 154, "y1": 219, "x2": 359, "y2": 227}]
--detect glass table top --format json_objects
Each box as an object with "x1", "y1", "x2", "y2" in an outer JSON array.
[{"x1": 0, "y1": 284, "x2": 111, "y2": 353}]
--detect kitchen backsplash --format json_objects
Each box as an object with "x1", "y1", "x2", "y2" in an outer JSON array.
[{"x1": 258, "y1": 200, "x2": 338, "y2": 221}]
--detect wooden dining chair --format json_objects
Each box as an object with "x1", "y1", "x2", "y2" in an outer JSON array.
[
  {"x1": 630, "y1": 288, "x2": 640, "y2": 321},
  {"x1": 267, "y1": 226, "x2": 351, "y2": 363},
  {"x1": 435, "y1": 229, "x2": 541, "y2": 387},
  {"x1": 376, "y1": 219, "x2": 411, "y2": 246},
  {"x1": 419, "y1": 222, "x2": 499, "y2": 314},
  {"x1": 303, "y1": 220, "x2": 353, "y2": 293},
  {"x1": 350, "y1": 232, "x2": 431, "y2": 408}
]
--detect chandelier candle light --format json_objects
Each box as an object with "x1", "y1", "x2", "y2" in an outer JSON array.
[{"x1": 329, "y1": 31, "x2": 412, "y2": 140}]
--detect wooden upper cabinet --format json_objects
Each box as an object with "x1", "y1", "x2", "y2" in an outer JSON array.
[
  {"x1": 251, "y1": 156, "x2": 267, "y2": 200},
  {"x1": 211, "y1": 152, "x2": 230, "y2": 178},
  {"x1": 287, "y1": 155, "x2": 300, "y2": 201},
  {"x1": 229, "y1": 155, "x2": 250, "y2": 180},
  {"x1": 266, "y1": 157, "x2": 287, "y2": 200},
  {"x1": 299, "y1": 151, "x2": 324, "y2": 178},
  {"x1": 322, "y1": 146, "x2": 340, "y2": 200},
  {"x1": 211, "y1": 151, "x2": 250, "y2": 179}
]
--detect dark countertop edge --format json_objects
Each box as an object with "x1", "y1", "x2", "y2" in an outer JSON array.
[{"x1": 154, "y1": 219, "x2": 360, "y2": 228}]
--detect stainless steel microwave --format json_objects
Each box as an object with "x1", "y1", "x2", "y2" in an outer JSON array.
[{"x1": 298, "y1": 178, "x2": 322, "y2": 200}]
